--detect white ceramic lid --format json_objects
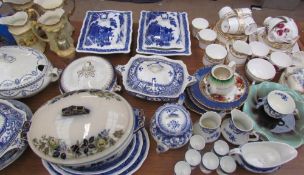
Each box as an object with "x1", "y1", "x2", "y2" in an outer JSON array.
[
  {"x1": 247, "y1": 58, "x2": 276, "y2": 80},
  {"x1": 27, "y1": 90, "x2": 134, "y2": 165},
  {"x1": 174, "y1": 161, "x2": 191, "y2": 175},
  {"x1": 0, "y1": 46, "x2": 49, "y2": 91},
  {"x1": 249, "y1": 41, "x2": 270, "y2": 57},
  {"x1": 270, "y1": 51, "x2": 292, "y2": 68},
  {"x1": 206, "y1": 44, "x2": 227, "y2": 60},
  {"x1": 220, "y1": 156, "x2": 236, "y2": 173},
  {"x1": 202, "y1": 152, "x2": 219, "y2": 170},
  {"x1": 192, "y1": 18, "x2": 209, "y2": 29},
  {"x1": 60, "y1": 56, "x2": 114, "y2": 93},
  {"x1": 198, "y1": 29, "x2": 217, "y2": 41},
  {"x1": 267, "y1": 90, "x2": 296, "y2": 114}
]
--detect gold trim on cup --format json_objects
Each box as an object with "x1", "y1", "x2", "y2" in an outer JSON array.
[{"x1": 237, "y1": 17, "x2": 245, "y2": 34}]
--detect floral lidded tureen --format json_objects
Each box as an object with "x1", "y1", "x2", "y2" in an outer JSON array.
[
  {"x1": 150, "y1": 95, "x2": 193, "y2": 153},
  {"x1": 27, "y1": 90, "x2": 145, "y2": 166},
  {"x1": 0, "y1": 46, "x2": 60, "y2": 99},
  {"x1": 116, "y1": 54, "x2": 196, "y2": 101}
]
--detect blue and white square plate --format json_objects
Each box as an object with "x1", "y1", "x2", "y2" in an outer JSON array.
[
  {"x1": 76, "y1": 10, "x2": 133, "y2": 54},
  {"x1": 136, "y1": 11, "x2": 191, "y2": 56}
]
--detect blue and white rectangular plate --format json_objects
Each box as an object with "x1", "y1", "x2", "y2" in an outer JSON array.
[
  {"x1": 137, "y1": 11, "x2": 191, "y2": 56},
  {"x1": 76, "y1": 10, "x2": 132, "y2": 54}
]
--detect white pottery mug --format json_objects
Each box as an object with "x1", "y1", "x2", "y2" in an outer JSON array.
[
  {"x1": 198, "y1": 29, "x2": 217, "y2": 49},
  {"x1": 188, "y1": 135, "x2": 206, "y2": 151},
  {"x1": 200, "y1": 152, "x2": 220, "y2": 174},
  {"x1": 216, "y1": 156, "x2": 237, "y2": 175},
  {"x1": 222, "y1": 109, "x2": 259, "y2": 145},
  {"x1": 174, "y1": 161, "x2": 191, "y2": 175},
  {"x1": 227, "y1": 40, "x2": 252, "y2": 65},
  {"x1": 203, "y1": 44, "x2": 227, "y2": 66},
  {"x1": 185, "y1": 149, "x2": 201, "y2": 169},
  {"x1": 213, "y1": 140, "x2": 229, "y2": 157},
  {"x1": 218, "y1": 6, "x2": 236, "y2": 19},
  {"x1": 192, "y1": 18, "x2": 209, "y2": 38},
  {"x1": 193, "y1": 111, "x2": 222, "y2": 143},
  {"x1": 221, "y1": 17, "x2": 240, "y2": 34},
  {"x1": 235, "y1": 8, "x2": 252, "y2": 17}
]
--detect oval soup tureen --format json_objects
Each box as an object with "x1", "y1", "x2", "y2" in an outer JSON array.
[
  {"x1": 0, "y1": 46, "x2": 60, "y2": 99},
  {"x1": 60, "y1": 56, "x2": 120, "y2": 93},
  {"x1": 28, "y1": 90, "x2": 142, "y2": 166},
  {"x1": 116, "y1": 54, "x2": 196, "y2": 101}
]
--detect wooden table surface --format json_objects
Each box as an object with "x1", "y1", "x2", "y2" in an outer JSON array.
[{"x1": 2, "y1": 21, "x2": 304, "y2": 175}]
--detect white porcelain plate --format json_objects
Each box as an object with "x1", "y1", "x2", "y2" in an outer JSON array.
[
  {"x1": 76, "y1": 10, "x2": 132, "y2": 54},
  {"x1": 137, "y1": 11, "x2": 191, "y2": 56}
]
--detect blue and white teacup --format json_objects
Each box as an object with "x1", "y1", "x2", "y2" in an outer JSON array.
[
  {"x1": 222, "y1": 109, "x2": 259, "y2": 145},
  {"x1": 193, "y1": 111, "x2": 221, "y2": 143}
]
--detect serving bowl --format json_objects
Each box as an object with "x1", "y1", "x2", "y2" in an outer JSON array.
[
  {"x1": 27, "y1": 90, "x2": 144, "y2": 166},
  {"x1": 0, "y1": 46, "x2": 60, "y2": 99}
]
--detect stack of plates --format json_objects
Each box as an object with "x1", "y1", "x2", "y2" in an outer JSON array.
[
  {"x1": 184, "y1": 66, "x2": 249, "y2": 114},
  {"x1": 0, "y1": 99, "x2": 32, "y2": 171}
]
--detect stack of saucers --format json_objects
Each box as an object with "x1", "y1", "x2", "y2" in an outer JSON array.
[
  {"x1": 184, "y1": 65, "x2": 249, "y2": 114},
  {"x1": 0, "y1": 99, "x2": 32, "y2": 171}
]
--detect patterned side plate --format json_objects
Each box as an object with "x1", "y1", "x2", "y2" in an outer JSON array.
[
  {"x1": 76, "y1": 10, "x2": 132, "y2": 54},
  {"x1": 136, "y1": 11, "x2": 191, "y2": 56},
  {"x1": 42, "y1": 128, "x2": 150, "y2": 175}
]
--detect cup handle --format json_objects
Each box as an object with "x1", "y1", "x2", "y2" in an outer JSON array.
[
  {"x1": 248, "y1": 131, "x2": 259, "y2": 142},
  {"x1": 49, "y1": 68, "x2": 61, "y2": 82},
  {"x1": 229, "y1": 148, "x2": 241, "y2": 156},
  {"x1": 156, "y1": 142, "x2": 170, "y2": 154},
  {"x1": 228, "y1": 61, "x2": 236, "y2": 73},
  {"x1": 255, "y1": 97, "x2": 265, "y2": 109}
]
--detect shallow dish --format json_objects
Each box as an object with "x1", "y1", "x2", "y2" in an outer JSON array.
[
  {"x1": 76, "y1": 10, "x2": 132, "y2": 54},
  {"x1": 116, "y1": 54, "x2": 196, "y2": 101},
  {"x1": 137, "y1": 11, "x2": 191, "y2": 56},
  {"x1": 246, "y1": 58, "x2": 276, "y2": 82},
  {"x1": 42, "y1": 128, "x2": 149, "y2": 175},
  {"x1": 27, "y1": 90, "x2": 144, "y2": 166},
  {"x1": 243, "y1": 82, "x2": 304, "y2": 148},
  {"x1": 60, "y1": 56, "x2": 120, "y2": 93},
  {"x1": 0, "y1": 46, "x2": 60, "y2": 99}
]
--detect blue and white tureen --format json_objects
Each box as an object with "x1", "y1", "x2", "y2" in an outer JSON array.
[
  {"x1": 150, "y1": 99, "x2": 192, "y2": 153},
  {"x1": 60, "y1": 56, "x2": 121, "y2": 93},
  {"x1": 27, "y1": 90, "x2": 145, "y2": 167},
  {"x1": 116, "y1": 54, "x2": 196, "y2": 101},
  {"x1": 0, "y1": 46, "x2": 60, "y2": 99}
]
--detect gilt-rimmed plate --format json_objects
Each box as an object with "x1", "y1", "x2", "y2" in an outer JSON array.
[
  {"x1": 76, "y1": 10, "x2": 132, "y2": 54},
  {"x1": 136, "y1": 11, "x2": 191, "y2": 56}
]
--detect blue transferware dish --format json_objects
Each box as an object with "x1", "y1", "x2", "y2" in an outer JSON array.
[
  {"x1": 150, "y1": 96, "x2": 193, "y2": 153},
  {"x1": 0, "y1": 99, "x2": 32, "y2": 170},
  {"x1": 27, "y1": 90, "x2": 145, "y2": 167},
  {"x1": 116, "y1": 54, "x2": 196, "y2": 101},
  {"x1": 184, "y1": 89, "x2": 206, "y2": 115},
  {"x1": 42, "y1": 128, "x2": 150, "y2": 175},
  {"x1": 137, "y1": 11, "x2": 191, "y2": 56},
  {"x1": 76, "y1": 10, "x2": 132, "y2": 54},
  {"x1": 0, "y1": 46, "x2": 60, "y2": 99},
  {"x1": 229, "y1": 141, "x2": 297, "y2": 173},
  {"x1": 190, "y1": 66, "x2": 249, "y2": 111}
]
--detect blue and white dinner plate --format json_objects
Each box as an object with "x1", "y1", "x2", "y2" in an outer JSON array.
[
  {"x1": 189, "y1": 66, "x2": 249, "y2": 111},
  {"x1": 0, "y1": 100, "x2": 32, "y2": 171},
  {"x1": 42, "y1": 128, "x2": 149, "y2": 175},
  {"x1": 136, "y1": 11, "x2": 191, "y2": 56},
  {"x1": 76, "y1": 10, "x2": 133, "y2": 54}
]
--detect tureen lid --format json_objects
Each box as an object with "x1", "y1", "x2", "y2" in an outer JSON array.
[
  {"x1": 154, "y1": 103, "x2": 191, "y2": 135},
  {"x1": 267, "y1": 90, "x2": 296, "y2": 114},
  {"x1": 60, "y1": 56, "x2": 115, "y2": 93},
  {"x1": 0, "y1": 46, "x2": 49, "y2": 91},
  {"x1": 27, "y1": 90, "x2": 134, "y2": 165}
]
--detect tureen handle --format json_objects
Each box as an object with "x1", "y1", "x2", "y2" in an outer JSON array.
[
  {"x1": 115, "y1": 65, "x2": 125, "y2": 75},
  {"x1": 133, "y1": 108, "x2": 145, "y2": 134},
  {"x1": 49, "y1": 68, "x2": 61, "y2": 82},
  {"x1": 186, "y1": 75, "x2": 197, "y2": 86},
  {"x1": 229, "y1": 148, "x2": 241, "y2": 157},
  {"x1": 177, "y1": 93, "x2": 185, "y2": 105},
  {"x1": 156, "y1": 142, "x2": 170, "y2": 154}
]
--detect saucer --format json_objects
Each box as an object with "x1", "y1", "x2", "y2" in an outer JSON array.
[
  {"x1": 137, "y1": 11, "x2": 191, "y2": 56},
  {"x1": 246, "y1": 58, "x2": 276, "y2": 82},
  {"x1": 190, "y1": 66, "x2": 249, "y2": 111},
  {"x1": 184, "y1": 90, "x2": 206, "y2": 115},
  {"x1": 77, "y1": 10, "x2": 133, "y2": 54},
  {"x1": 42, "y1": 128, "x2": 149, "y2": 175}
]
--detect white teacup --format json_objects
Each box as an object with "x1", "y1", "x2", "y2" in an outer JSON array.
[
  {"x1": 198, "y1": 29, "x2": 217, "y2": 49},
  {"x1": 188, "y1": 135, "x2": 206, "y2": 151},
  {"x1": 218, "y1": 6, "x2": 236, "y2": 19},
  {"x1": 174, "y1": 161, "x2": 191, "y2": 175},
  {"x1": 203, "y1": 44, "x2": 227, "y2": 66},
  {"x1": 213, "y1": 140, "x2": 229, "y2": 157},
  {"x1": 227, "y1": 40, "x2": 252, "y2": 65},
  {"x1": 200, "y1": 152, "x2": 220, "y2": 174},
  {"x1": 216, "y1": 156, "x2": 237, "y2": 175},
  {"x1": 192, "y1": 18, "x2": 209, "y2": 38},
  {"x1": 222, "y1": 109, "x2": 259, "y2": 145},
  {"x1": 185, "y1": 149, "x2": 201, "y2": 169},
  {"x1": 208, "y1": 62, "x2": 236, "y2": 96},
  {"x1": 193, "y1": 111, "x2": 222, "y2": 143},
  {"x1": 235, "y1": 8, "x2": 252, "y2": 17},
  {"x1": 269, "y1": 51, "x2": 293, "y2": 70},
  {"x1": 221, "y1": 16, "x2": 257, "y2": 35},
  {"x1": 249, "y1": 41, "x2": 270, "y2": 58}
]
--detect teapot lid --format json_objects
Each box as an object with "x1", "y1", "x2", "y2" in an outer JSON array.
[
  {"x1": 0, "y1": 46, "x2": 49, "y2": 91},
  {"x1": 60, "y1": 56, "x2": 115, "y2": 93},
  {"x1": 27, "y1": 90, "x2": 134, "y2": 165}
]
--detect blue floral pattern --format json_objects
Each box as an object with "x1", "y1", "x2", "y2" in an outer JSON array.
[{"x1": 274, "y1": 92, "x2": 288, "y2": 101}]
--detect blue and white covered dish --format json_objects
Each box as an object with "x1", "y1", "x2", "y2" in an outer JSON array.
[
  {"x1": 0, "y1": 46, "x2": 60, "y2": 99},
  {"x1": 137, "y1": 11, "x2": 191, "y2": 56},
  {"x1": 150, "y1": 100, "x2": 192, "y2": 153},
  {"x1": 76, "y1": 10, "x2": 132, "y2": 54},
  {"x1": 116, "y1": 54, "x2": 196, "y2": 101}
]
